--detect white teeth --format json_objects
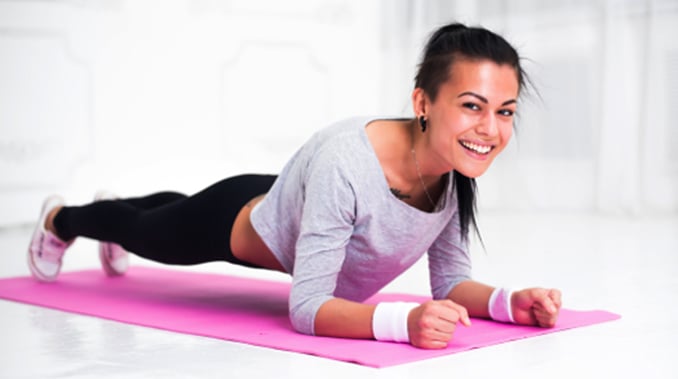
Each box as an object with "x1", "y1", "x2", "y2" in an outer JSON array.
[{"x1": 461, "y1": 141, "x2": 492, "y2": 154}]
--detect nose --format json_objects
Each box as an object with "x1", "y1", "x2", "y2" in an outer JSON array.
[{"x1": 477, "y1": 113, "x2": 499, "y2": 137}]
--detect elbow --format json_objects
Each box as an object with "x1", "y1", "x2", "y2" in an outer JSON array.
[
  {"x1": 288, "y1": 298, "x2": 323, "y2": 336},
  {"x1": 289, "y1": 312, "x2": 314, "y2": 336}
]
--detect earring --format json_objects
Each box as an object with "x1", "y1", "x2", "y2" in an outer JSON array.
[{"x1": 418, "y1": 115, "x2": 427, "y2": 132}]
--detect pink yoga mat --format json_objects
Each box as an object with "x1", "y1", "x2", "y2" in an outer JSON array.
[{"x1": 0, "y1": 267, "x2": 620, "y2": 367}]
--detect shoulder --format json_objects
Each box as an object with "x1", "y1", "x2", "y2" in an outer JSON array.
[
  {"x1": 309, "y1": 117, "x2": 371, "y2": 147},
  {"x1": 300, "y1": 117, "x2": 373, "y2": 167},
  {"x1": 309, "y1": 116, "x2": 403, "y2": 156},
  {"x1": 286, "y1": 116, "x2": 397, "y2": 186}
]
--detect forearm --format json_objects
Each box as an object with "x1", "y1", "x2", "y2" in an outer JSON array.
[
  {"x1": 447, "y1": 280, "x2": 494, "y2": 319},
  {"x1": 313, "y1": 298, "x2": 376, "y2": 339}
]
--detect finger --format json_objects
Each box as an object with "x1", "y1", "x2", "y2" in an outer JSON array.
[
  {"x1": 535, "y1": 310, "x2": 558, "y2": 328},
  {"x1": 535, "y1": 314, "x2": 556, "y2": 327},
  {"x1": 440, "y1": 301, "x2": 472, "y2": 327},
  {"x1": 533, "y1": 305, "x2": 553, "y2": 319},
  {"x1": 456, "y1": 305, "x2": 472, "y2": 327},
  {"x1": 533, "y1": 303, "x2": 559, "y2": 327},
  {"x1": 420, "y1": 323, "x2": 456, "y2": 342},
  {"x1": 417, "y1": 304, "x2": 456, "y2": 334},
  {"x1": 419, "y1": 338, "x2": 449, "y2": 350},
  {"x1": 436, "y1": 309, "x2": 460, "y2": 328},
  {"x1": 432, "y1": 318, "x2": 457, "y2": 334},
  {"x1": 535, "y1": 293, "x2": 558, "y2": 314},
  {"x1": 438, "y1": 325, "x2": 457, "y2": 340},
  {"x1": 548, "y1": 289, "x2": 562, "y2": 308}
]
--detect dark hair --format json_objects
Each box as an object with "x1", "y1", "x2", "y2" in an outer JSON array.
[{"x1": 414, "y1": 22, "x2": 528, "y2": 241}]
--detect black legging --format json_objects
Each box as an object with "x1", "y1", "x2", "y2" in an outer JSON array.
[{"x1": 53, "y1": 174, "x2": 277, "y2": 268}]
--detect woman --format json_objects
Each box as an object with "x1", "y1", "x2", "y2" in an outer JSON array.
[{"x1": 28, "y1": 22, "x2": 562, "y2": 349}]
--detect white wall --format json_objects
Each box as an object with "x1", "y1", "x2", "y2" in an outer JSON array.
[
  {"x1": 1, "y1": 0, "x2": 676, "y2": 227},
  {"x1": 0, "y1": 0, "x2": 385, "y2": 225}
]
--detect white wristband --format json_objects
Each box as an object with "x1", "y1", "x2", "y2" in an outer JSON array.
[
  {"x1": 488, "y1": 287, "x2": 515, "y2": 323},
  {"x1": 372, "y1": 302, "x2": 419, "y2": 342}
]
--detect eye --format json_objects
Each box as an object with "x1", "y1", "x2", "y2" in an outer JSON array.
[
  {"x1": 498, "y1": 109, "x2": 515, "y2": 117},
  {"x1": 462, "y1": 102, "x2": 480, "y2": 111}
]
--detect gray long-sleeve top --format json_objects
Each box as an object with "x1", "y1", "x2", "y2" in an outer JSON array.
[{"x1": 250, "y1": 116, "x2": 472, "y2": 335}]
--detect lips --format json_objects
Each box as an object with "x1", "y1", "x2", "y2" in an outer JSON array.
[{"x1": 459, "y1": 140, "x2": 494, "y2": 155}]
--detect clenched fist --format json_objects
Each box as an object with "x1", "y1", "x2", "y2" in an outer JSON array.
[
  {"x1": 511, "y1": 288, "x2": 562, "y2": 327},
  {"x1": 407, "y1": 299, "x2": 471, "y2": 349}
]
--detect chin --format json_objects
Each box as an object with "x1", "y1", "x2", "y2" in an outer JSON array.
[
  {"x1": 455, "y1": 165, "x2": 490, "y2": 179},
  {"x1": 451, "y1": 150, "x2": 498, "y2": 179}
]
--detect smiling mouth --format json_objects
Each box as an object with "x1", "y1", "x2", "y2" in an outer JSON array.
[{"x1": 459, "y1": 140, "x2": 494, "y2": 155}]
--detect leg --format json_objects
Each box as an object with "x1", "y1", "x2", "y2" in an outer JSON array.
[
  {"x1": 92, "y1": 192, "x2": 191, "y2": 276},
  {"x1": 28, "y1": 191, "x2": 190, "y2": 281},
  {"x1": 117, "y1": 192, "x2": 187, "y2": 210},
  {"x1": 53, "y1": 175, "x2": 277, "y2": 267}
]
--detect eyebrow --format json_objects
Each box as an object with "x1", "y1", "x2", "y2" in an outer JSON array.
[{"x1": 457, "y1": 91, "x2": 517, "y2": 106}]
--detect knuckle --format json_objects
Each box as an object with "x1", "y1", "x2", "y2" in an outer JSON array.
[
  {"x1": 417, "y1": 315, "x2": 434, "y2": 329},
  {"x1": 422, "y1": 301, "x2": 437, "y2": 312}
]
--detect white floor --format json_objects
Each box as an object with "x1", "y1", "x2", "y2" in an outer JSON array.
[{"x1": 1, "y1": 211, "x2": 677, "y2": 379}]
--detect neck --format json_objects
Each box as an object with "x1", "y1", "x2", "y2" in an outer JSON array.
[
  {"x1": 408, "y1": 119, "x2": 446, "y2": 210},
  {"x1": 409, "y1": 119, "x2": 444, "y2": 180}
]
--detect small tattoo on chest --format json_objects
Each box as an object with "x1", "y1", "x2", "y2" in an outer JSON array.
[{"x1": 390, "y1": 188, "x2": 411, "y2": 200}]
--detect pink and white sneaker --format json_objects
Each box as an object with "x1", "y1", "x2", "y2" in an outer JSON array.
[
  {"x1": 94, "y1": 191, "x2": 129, "y2": 276},
  {"x1": 28, "y1": 195, "x2": 74, "y2": 282}
]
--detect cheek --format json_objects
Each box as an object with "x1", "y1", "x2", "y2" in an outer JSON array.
[
  {"x1": 500, "y1": 123, "x2": 514, "y2": 145},
  {"x1": 492, "y1": 124, "x2": 513, "y2": 155}
]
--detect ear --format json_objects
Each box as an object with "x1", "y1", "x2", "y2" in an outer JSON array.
[{"x1": 411, "y1": 87, "x2": 429, "y2": 117}]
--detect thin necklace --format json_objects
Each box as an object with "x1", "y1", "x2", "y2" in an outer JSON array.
[{"x1": 410, "y1": 147, "x2": 436, "y2": 209}]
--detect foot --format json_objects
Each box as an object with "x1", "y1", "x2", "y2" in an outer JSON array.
[
  {"x1": 28, "y1": 195, "x2": 74, "y2": 282},
  {"x1": 94, "y1": 191, "x2": 129, "y2": 276}
]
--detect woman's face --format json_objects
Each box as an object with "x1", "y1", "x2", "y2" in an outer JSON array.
[{"x1": 421, "y1": 59, "x2": 519, "y2": 178}]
